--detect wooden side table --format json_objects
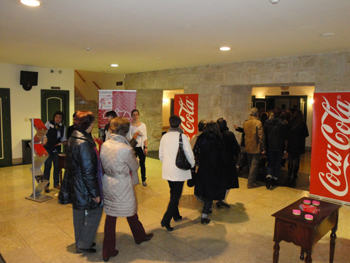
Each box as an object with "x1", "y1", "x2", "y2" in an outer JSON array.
[
  {"x1": 58, "y1": 154, "x2": 66, "y2": 185},
  {"x1": 272, "y1": 197, "x2": 341, "y2": 263}
]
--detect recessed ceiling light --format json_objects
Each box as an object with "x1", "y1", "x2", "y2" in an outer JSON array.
[
  {"x1": 270, "y1": 0, "x2": 279, "y2": 5},
  {"x1": 20, "y1": 0, "x2": 41, "y2": 6},
  {"x1": 220, "y1": 47, "x2": 230, "y2": 51},
  {"x1": 321, "y1": 33, "x2": 335, "y2": 37},
  {"x1": 111, "y1": 64, "x2": 118, "y2": 67}
]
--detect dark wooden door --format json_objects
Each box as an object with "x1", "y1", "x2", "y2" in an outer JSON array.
[
  {"x1": 0, "y1": 88, "x2": 12, "y2": 167},
  {"x1": 41, "y1": 90, "x2": 69, "y2": 126},
  {"x1": 41, "y1": 90, "x2": 69, "y2": 152}
]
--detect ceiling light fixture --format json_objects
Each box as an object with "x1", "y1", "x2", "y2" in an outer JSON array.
[
  {"x1": 20, "y1": 0, "x2": 41, "y2": 6},
  {"x1": 111, "y1": 64, "x2": 118, "y2": 67},
  {"x1": 270, "y1": 0, "x2": 279, "y2": 4},
  {"x1": 220, "y1": 47, "x2": 230, "y2": 51}
]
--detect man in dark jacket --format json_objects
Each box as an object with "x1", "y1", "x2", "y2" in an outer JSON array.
[
  {"x1": 264, "y1": 108, "x2": 288, "y2": 189},
  {"x1": 43, "y1": 111, "x2": 67, "y2": 192}
]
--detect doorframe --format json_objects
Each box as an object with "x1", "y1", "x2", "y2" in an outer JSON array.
[
  {"x1": 252, "y1": 95, "x2": 308, "y2": 122},
  {"x1": 0, "y1": 88, "x2": 12, "y2": 167},
  {"x1": 41, "y1": 90, "x2": 69, "y2": 126}
]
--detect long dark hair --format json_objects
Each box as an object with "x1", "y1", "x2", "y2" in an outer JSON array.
[{"x1": 203, "y1": 121, "x2": 222, "y2": 139}]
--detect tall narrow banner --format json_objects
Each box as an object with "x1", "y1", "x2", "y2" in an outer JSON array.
[
  {"x1": 98, "y1": 90, "x2": 137, "y2": 128},
  {"x1": 174, "y1": 94, "x2": 198, "y2": 141},
  {"x1": 310, "y1": 91, "x2": 350, "y2": 204}
]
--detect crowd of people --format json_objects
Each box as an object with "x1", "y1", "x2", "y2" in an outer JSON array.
[
  {"x1": 241, "y1": 107, "x2": 309, "y2": 189},
  {"x1": 53, "y1": 106, "x2": 308, "y2": 261}
]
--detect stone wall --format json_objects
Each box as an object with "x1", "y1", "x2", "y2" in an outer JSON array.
[{"x1": 125, "y1": 51, "x2": 350, "y2": 151}]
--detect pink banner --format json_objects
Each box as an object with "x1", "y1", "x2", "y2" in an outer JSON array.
[
  {"x1": 98, "y1": 90, "x2": 137, "y2": 128},
  {"x1": 174, "y1": 94, "x2": 198, "y2": 141},
  {"x1": 310, "y1": 92, "x2": 350, "y2": 203}
]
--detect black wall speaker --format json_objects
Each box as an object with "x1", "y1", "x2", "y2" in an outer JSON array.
[{"x1": 20, "y1": 71, "x2": 38, "y2": 91}]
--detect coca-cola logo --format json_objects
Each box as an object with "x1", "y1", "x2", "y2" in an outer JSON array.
[
  {"x1": 319, "y1": 96, "x2": 350, "y2": 196},
  {"x1": 178, "y1": 96, "x2": 195, "y2": 140}
]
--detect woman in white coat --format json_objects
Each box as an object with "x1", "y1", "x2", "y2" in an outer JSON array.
[
  {"x1": 100, "y1": 117, "x2": 153, "y2": 262},
  {"x1": 159, "y1": 115, "x2": 195, "y2": 231}
]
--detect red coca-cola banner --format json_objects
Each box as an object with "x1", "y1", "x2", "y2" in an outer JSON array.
[
  {"x1": 310, "y1": 92, "x2": 350, "y2": 204},
  {"x1": 98, "y1": 90, "x2": 137, "y2": 129},
  {"x1": 174, "y1": 94, "x2": 198, "y2": 141}
]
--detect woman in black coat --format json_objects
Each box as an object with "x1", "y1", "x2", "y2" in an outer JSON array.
[
  {"x1": 216, "y1": 118, "x2": 240, "y2": 208},
  {"x1": 66, "y1": 111, "x2": 102, "y2": 253},
  {"x1": 287, "y1": 110, "x2": 309, "y2": 186},
  {"x1": 194, "y1": 122, "x2": 227, "y2": 225}
]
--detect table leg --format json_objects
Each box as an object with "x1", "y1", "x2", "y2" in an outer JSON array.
[
  {"x1": 273, "y1": 242, "x2": 280, "y2": 263},
  {"x1": 330, "y1": 229, "x2": 337, "y2": 263},
  {"x1": 300, "y1": 248, "x2": 304, "y2": 260}
]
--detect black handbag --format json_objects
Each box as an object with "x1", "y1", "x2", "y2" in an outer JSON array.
[{"x1": 175, "y1": 133, "x2": 192, "y2": 170}]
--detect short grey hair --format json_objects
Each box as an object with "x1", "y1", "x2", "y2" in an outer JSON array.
[{"x1": 250, "y1": 107, "x2": 259, "y2": 116}]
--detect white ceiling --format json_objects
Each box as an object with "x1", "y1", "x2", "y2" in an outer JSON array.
[{"x1": 1, "y1": 0, "x2": 350, "y2": 74}]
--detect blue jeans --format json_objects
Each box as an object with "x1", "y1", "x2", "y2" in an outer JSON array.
[
  {"x1": 44, "y1": 148, "x2": 59, "y2": 187},
  {"x1": 202, "y1": 200, "x2": 213, "y2": 217},
  {"x1": 266, "y1": 151, "x2": 284, "y2": 180}
]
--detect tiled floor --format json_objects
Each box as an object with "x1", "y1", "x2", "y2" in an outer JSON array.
[{"x1": 1, "y1": 152, "x2": 350, "y2": 263}]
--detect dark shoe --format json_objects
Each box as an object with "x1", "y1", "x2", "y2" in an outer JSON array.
[
  {"x1": 161, "y1": 222, "x2": 174, "y2": 231},
  {"x1": 91, "y1": 242, "x2": 96, "y2": 247},
  {"x1": 54, "y1": 185, "x2": 61, "y2": 189},
  {"x1": 136, "y1": 233, "x2": 154, "y2": 244},
  {"x1": 103, "y1": 250, "x2": 119, "y2": 262},
  {"x1": 44, "y1": 187, "x2": 50, "y2": 193},
  {"x1": 247, "y1": 183, "x2": 258, "y2": 189},
  {"x1": 201, "y1": 217, "x2": 211, "y2": 225},
  {"x1": 76, "y1": 247, "x2": 96, "y2": 253},
  {"x1": 142, "y1": 181, "x2": 147, "y2": 186},
  {"x1": 173, "y1": 216, "x2": 182, "y2": 222},
  {"x1": 266, "y1": 178, "x2": 272, "y2": 189},
  {"x1": 217, "y1": 201, "x2": 230, "y2": 208}
]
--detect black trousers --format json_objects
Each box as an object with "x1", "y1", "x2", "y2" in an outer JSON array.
[
  {"x1": 161, "y1": 181, "x2": 184, "y2": 225},
  {"x1": 135, "y1": 147, "x2": 146, "y2": 182}
]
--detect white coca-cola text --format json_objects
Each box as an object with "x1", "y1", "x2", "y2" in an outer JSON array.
[
  {"x1": 319, "y1": 96, "x2": 350, "y2": 196},
  {"x1": 178, "y1": 97, "x2": 195, "y2": 140}
]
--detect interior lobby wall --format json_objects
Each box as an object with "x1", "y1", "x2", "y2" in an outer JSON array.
[
  {"x1": 0, "y1": 63, "x2": 74, "y2": 162},
  {"x1": 125, "y1": 51, "x2": 350, "y2": 150}
]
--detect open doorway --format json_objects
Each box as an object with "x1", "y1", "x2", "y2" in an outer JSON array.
[
  {"x1": 251, "y1": 86, "x2": 314, "y2": 150},
  {"x1": 252, "y1": 95, "x2": 308, "y2": 121},
  {"x1": 162, "y1": 89, "x2": 184, "y2": 132}
]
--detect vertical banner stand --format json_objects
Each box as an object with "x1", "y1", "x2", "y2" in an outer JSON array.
[{"x1": 25, "y1": 119, "x2": 53, "y2": 202}]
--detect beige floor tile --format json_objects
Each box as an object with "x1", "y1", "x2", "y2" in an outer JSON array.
[
  {"x1": 2, "y1": 247, "x2": 44, "y2": 263},
  {"x1": 0, "y1": 152, "x2": 349, "y2": 263}
]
